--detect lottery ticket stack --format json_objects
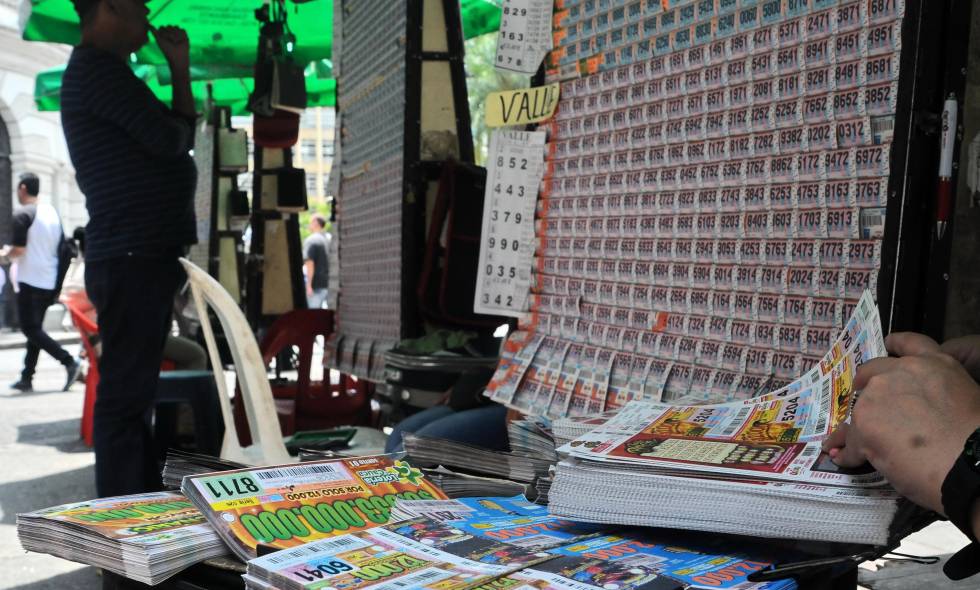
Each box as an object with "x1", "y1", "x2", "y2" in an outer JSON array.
[
  {"x1": 162, "y1": 449, "x2": 247, "y2": 489},
  {"x1": 549, "y1": 292, "x2": 907, "y2": 546},
  {"x1": 420, "y1": 466, "x2": 532, "y2": 499},
  {"x1": 552, "y1": 412, "x2": 618, "y2": 446},
  {"x1": 402, "y1": 433, "x2": 555, "y2": 483},
  {"x1": 507, "y1": 419, "x2": 559, "y2": 461},
  {"x1": 17, "y1": 492, "x2": 228, "y2": 585}
]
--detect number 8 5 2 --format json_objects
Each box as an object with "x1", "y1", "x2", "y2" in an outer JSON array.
[{"x1": 497, "y1": 156, "x2": 529, "y2": 170}]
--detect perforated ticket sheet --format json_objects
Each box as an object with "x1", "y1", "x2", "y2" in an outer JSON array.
[
  {"x1": 475, "y1": 130, "x2": 548, "y2": 317},
  {"x1": 496, "y1": 0, "x2": 555, "y2": 74},
  {"x1": 485, "y1": 0, "x2": 906, "y2": 418}
]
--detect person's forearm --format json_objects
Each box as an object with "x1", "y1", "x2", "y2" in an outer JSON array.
[
  {"x1": 304, "y1": 261, "x2": 315, "y2": 289},
  {"x1": 170, "y1": 68, "x2": 195, "y2": 119},
  {"x1": 3, "y1": 246, "x2": 24, "y2": 259}
]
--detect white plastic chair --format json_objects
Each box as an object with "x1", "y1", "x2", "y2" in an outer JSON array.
[{"x1": 179, "y1": 258, "x2": 293, "y2": 466}]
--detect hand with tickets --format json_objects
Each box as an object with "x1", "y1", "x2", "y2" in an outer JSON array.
[{"x1": 822, "y1": 332, "x2": 980, "y2": 520}]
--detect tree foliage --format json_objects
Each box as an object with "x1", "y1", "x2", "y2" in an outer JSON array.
[{"x1": 464, "y1": 34, "x2": 529, "y2": 164}]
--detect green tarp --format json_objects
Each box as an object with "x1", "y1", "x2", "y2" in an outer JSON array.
[
  {"x1": 24, "y1": 0, "x2": 335, "y2": 69},
  {"x1": 26, "y1": 0, "x2": 501, "y2": 113},
  {"x1": 35, "y1": 60, "x2": 336, "y2": 115}
]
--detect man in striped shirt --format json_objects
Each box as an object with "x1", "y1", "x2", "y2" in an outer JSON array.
[{"x1": 61, "y1": 0, "x2": 197, "y2": 497}]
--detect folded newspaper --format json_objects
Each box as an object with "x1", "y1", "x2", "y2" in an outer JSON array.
[
  {"x1": 392, "y1": 497, "x2": 799, "y2": 590},
  {"x1": 549, "y1": 291, "x2": 904, "y2": 545},
  {"x1": 182, "y1": 455, "x2": 448, "y2": 561},
  {"x1": 17, "y1": 492, "x2": 228, "y2": 585}
]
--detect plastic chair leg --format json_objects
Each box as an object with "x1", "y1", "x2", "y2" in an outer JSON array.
[{"x1": 81, "y1": 373, "x2": 98, "y2": 447}]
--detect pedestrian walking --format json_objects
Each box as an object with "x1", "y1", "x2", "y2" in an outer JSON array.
[
  {"x1": 0, "y1": 173, "x2": 81, "y2": 392},
  {"x1": 303, "y1": 213, "x2": 330, "y2": 309}
]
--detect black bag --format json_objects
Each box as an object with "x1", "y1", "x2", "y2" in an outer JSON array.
[{"x1": 54, "y1": 231, "x2": 78, "y2": 293}]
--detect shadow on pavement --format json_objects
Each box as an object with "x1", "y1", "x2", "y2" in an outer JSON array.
[
  {"x1": 1, "y1": 385, "x2": 81, "y2": 397},
  {"x1": 17, "y1": 419, "x2": 92, "y2": 454},
  {"x1": 12, "y1": 566, "x2": 102, "y2": 590},
  {"x1": 0, "y1": 465, "x2": 95, "y2": 525}
]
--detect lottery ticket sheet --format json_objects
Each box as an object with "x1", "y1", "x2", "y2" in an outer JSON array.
[
  {"x1": 182, "y1": 455, "x2": 448, "y2": 561},
  {"x1": 487, "y1": 0, "x2": 908, "y2": 419}
]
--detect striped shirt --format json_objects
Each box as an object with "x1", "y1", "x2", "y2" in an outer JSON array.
[{"x1": 61, "y1": 46, "x2": 197, "y2": 261}]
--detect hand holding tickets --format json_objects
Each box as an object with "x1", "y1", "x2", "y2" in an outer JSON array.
[{"x1": 823, "y1": 332, "x2": 980, "y2": 515}]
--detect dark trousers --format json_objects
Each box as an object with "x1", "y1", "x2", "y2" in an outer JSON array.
[
  {"x1": 17, "y1": 283, "x2": 74, "y2": 382},
  {"x1": 86, "y1": 255, "x2": 182, "y2": 497}
]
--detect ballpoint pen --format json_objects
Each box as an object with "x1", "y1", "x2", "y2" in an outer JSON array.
[
  {"x1": 747, "y1": 550, "x2": 940, "y2": 583},
  {"x1": 936, "y1": 94, "x2": 958, "y2": 240}
]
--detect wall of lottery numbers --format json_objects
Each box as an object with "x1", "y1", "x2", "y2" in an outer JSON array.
[
  {"x1": 328, "y1": 0, "x2": 408, "y2": 380},
  {"x1": 487, "y1": 0, "x2": 906, "y2": 417}
]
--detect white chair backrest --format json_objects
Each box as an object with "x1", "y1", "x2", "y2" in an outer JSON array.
[{"x1": 179, "y1": 258, "x2": 293, "y2": 465}]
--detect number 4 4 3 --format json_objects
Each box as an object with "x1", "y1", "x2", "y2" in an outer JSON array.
[{"x1": 494, "y1": 183, "x2": 527, "y2": 197}]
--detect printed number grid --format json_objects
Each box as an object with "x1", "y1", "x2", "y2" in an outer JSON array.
[
  {"x1": 476, "y1": 131, "x2": 546, "y2": 316},
  {"x1": 329, "y1": 1, "x2": 408, "y2": 380},
  {"x1": 487, "y1": 0, "x2": 903, "y2": 417}
]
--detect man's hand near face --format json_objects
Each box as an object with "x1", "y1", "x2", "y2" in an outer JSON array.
[
  {"x1": 152, "y1": 25, "x2": 189, "y2": 72},
  {"x1": 151, "y1": 25, "x2": 194, "y2": 118}
]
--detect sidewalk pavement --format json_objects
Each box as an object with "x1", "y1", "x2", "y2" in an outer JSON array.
[
  {"x1": 0, "y1": 343, "x2": 101, "y2": 589},
  {"x1": 0, "y1": 330, "x2": 80, "y2": 351}
]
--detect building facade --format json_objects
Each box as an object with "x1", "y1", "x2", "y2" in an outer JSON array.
[
  {"x1": 233, "y1": 107, "x2": 336, "y2": 206},
  {"x1": 0, "y1": 0, "x2": 87, "y2": 245}
]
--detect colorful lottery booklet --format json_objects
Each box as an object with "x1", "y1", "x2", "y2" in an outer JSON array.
[
  {"x1": 245, "y1": 517, "x2": 560, "y2": 590},
  {"x1": 17, "y1": 492, "x2": 228, "y2": 585},
  {"x1": 182, "y1": 455, "x2": 448, "y2": 561},
  {"x1": 392, "y1": 497, "x2": 798, "y2": 590}
]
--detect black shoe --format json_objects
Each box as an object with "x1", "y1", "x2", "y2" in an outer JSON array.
[
  {"x1": 10, "y1": 380, "x2": 32, "y2": 392},
  {"x1": 63, "y1": 362, "x2": 83, "y2": 392}
]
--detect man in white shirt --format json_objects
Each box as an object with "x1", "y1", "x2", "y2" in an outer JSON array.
[{"x1": 1, "y1": 173, "x2": 80, "y2": 392}]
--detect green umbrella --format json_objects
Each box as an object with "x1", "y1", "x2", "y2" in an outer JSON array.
[
  {"x1": 35, "y1": 60, "x2": 335, "y2": 115},
  {"x1": 23, "y1": 0, "x2": 333, "y2": 72},
  {"x1": 22, "y1": 0, "x2": 501, "y2": 65},
  {"x1": 26, "y1": 0, "x2": 500, "y2": 112}
]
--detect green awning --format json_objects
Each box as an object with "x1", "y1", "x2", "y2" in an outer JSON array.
[
  {"x1": 459, "y1": 0, "x2": 502, "y2": 38},
  {"x1": 35, "y1": 60, "x2": 335, "y2": 115},
  {"x1": 22, "y1": 0, "x2": 502, "y2": 64},
  {"x1": 26, "y1": 0, "x2": 500, "y2": 113},
  {"x1": 23, "y1": 0, "x2": 334, "y2": 70}
]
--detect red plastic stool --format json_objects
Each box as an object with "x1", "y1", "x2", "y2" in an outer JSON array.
[{"x1": 233, "y1": 309, "x2": 374, "y2": 445}]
